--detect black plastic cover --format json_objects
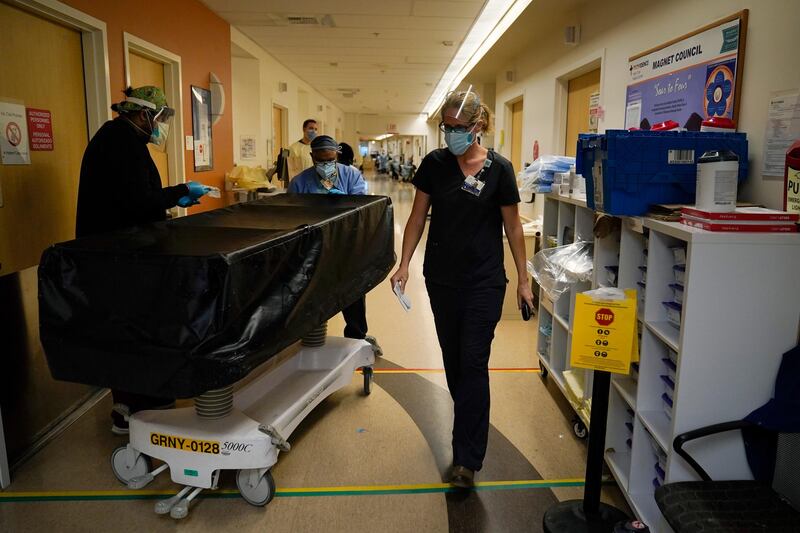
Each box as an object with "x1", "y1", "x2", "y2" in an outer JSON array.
[{"x1": 39, "y1": 194, "x2": 395, "y2": 398}]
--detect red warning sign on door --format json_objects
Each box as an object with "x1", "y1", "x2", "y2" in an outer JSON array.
[{"x1": 26, "y1": 108, "x2": 53, "y2": 151}]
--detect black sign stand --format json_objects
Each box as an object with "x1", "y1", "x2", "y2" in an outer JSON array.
[{"x1": 542, "y1": 370, "x2": 629, "y2": 532}]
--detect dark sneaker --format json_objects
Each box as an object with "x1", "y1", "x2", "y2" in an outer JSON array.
[
  {"x1": 364, "y1": 335, "x2": 383, "y2": 357},
  {"x1": 111, "y1": 403, "x2": 130, "y2": 435},
  {"x1": 450, "y1": 465, "x2": 474, "y2": 489},
  {"x1": 110, "y1": 402, "x2": 174, "y2": 435}
]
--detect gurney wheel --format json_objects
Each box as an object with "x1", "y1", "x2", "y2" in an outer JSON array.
[
  {"x1": 572, "y1": 417, "x2": 588, "y2": 440},
  {"x1": 111, "y1": 446, "x2": 151, "y2": 485},
  {"x1": 236, "y1": 469, "x2": 275, "y2": 506},
  {"x1": 363, "y1": 367, "x2": 373, "y2": 395}
]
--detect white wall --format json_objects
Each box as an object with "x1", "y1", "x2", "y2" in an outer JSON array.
[
  {"x1": 231, "y1": 56, "x2": 264, "y2": 167},
  {"x1": 230, "y1": 28, "x2": 346, "y2": 171},
  {"x1": 493, "y1": 0, "x2": 800, "y2": 210}
]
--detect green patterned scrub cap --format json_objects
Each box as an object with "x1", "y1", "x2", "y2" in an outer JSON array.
[{"x1": 112, "y1": 86, "x2": 169, "y2": 114}]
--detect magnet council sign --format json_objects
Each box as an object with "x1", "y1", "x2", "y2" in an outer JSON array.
[{"x1": 624, "y1": 11, "x2": 748, "y2": 132}]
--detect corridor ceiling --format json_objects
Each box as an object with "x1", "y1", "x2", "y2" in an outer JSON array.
[{"x1": 201, "y1": 0, "x2": 487, "y2": 114}]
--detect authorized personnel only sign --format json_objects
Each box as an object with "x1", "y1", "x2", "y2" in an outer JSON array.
[
  {"x1": 26, "y1": 108, "x2": 53, "y2": 151},
  {"x1": 571, "y1": 289, "x2": 637, "y2": 374}
]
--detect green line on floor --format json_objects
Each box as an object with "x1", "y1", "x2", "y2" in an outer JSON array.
[{"x1": 0, "y1": 478, "x2": 589, "y2": 503}]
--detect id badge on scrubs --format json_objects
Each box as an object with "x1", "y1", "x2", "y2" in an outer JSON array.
[{"x1": 461, "y1": 175, "x2": 485, "y2": 196}]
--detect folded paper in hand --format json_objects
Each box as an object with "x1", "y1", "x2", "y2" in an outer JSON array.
[{"x1": 393, "y1": 282, "x2": 411, "y2": 312}]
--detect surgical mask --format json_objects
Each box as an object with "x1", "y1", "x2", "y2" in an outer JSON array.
[
  {"x1": 444, "y1": 129, "x2": 475, "y2": 156},
  {"x1": 149, "y1": 121, "x2": 170, "y2": 148},
  {"x1": 315, "y1": 160, "x2": 337, "y2": 180},
  {"x1": 306, "y1": 129, "x2": 317, "y2": 141}
]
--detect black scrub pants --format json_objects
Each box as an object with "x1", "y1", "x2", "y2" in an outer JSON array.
[
  {"x1": 426, "y1": 281, "x2": 505, "y2": 472},
  {"x1": 342, "y1": 296, "x2": 368, "y2": 339}
]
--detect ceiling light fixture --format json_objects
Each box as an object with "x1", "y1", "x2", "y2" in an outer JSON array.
[
  {"x1": 421, "y1": 0, "x2": 533, "y2": 117},
  {"x1": 375, "y1": 134, "x2": 393, "y2": 141}
]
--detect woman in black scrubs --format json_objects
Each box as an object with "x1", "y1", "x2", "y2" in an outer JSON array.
[{"x1": 390, "y1": 90, "x2": 533, "y2": 488}]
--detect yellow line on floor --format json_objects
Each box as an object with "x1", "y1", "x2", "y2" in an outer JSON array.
[
  {"x1": 364, "y1": 368, "x2": 541, "y2": 374},
  {"x1": 0, "y1": 478, "x2": 586, "y2": 502}
]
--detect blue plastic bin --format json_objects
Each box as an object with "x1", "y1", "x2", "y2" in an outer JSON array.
[{"x1": 575, "y1": 130, "x2": 748, "y2": 215}]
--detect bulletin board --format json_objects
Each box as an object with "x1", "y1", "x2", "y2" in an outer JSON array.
[{"x1": 624, "y1": 10, "x2": 748, "y2": 131}]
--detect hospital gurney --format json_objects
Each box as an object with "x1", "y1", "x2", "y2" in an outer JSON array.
[{"x1": 39, "y1": 194, "x2": 395, "y2": 517}]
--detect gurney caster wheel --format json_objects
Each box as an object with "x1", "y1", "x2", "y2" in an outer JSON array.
[
  {"x1": 363, "y1": 367, "x2": 373, "y2": 395},
  {"x1": 572, "y1": 418, "x2": 588, "y2": 440},
  {"x1": 237, "y1": 469, "x2": 276, "y2": 506},
  {"x1": 111, "y1": 446, "x2": 151, "y2": 485}
]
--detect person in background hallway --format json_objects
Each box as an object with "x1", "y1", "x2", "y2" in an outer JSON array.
[
  {"x1": 390, "y1": 89, "x2": 533, "y2": 489},
  {"x1": 337, "y1": 142, "x2": 368, "y2": 192},
  {"x1": 287, "y1": 119, "x2": 318, "y2": 179},
  {"x1": 76, "y1": 86, "x2": 211, "y2": 435},
  {"x1": 289, "y1": 135, "x2": 382, "y2": 356}
]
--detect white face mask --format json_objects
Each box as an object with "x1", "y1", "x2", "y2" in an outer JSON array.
[
  {"x1": 315, "y1": 160, "x2": 337, "y2": 180},
  {"x1": 150, "y1": 121, "x2": 170, "y2": 147}
]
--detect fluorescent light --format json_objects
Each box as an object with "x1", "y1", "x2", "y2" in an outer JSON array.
[
  {"x1": 422, "y1": 0, "x2": 533, "y2": 116},
  {"x1": 374, "y1": 134, "x2": 393, "y2": 141}
]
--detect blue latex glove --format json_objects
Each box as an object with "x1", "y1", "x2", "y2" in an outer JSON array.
[
  {"x1": 177, "y1": 195, "x2": 200, "y2": 207},
  {"x1": 328, "y1": 188, "x2": 345, "y2": 195},
  {"x1": 186, "y1": 181, "x2": 211, "y2": 200}
]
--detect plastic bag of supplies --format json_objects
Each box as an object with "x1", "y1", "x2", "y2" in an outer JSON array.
[
  {"x1": 528, "y1": 241, "x2": 593, "y2": 301},
  {"x1": 519, "y1": 155, "x2": 575, "y2": 193}
]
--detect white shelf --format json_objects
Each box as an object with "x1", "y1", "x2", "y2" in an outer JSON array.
[
  {"x1": 644, "y1": 218, "x2": 800, "y2": 245},
  {"x1": 563, "y1": 370, "x2": 586, "y2": 407},
  {"x1": 544, "y1": 192, "x2": 588, "y2": 209},
  {"x1": 646, "y1": 321, "x2": 680, "y2": 353},
  {"x1": 537, "y1": 192, "x2": 800, "y2": 527},
  {"x1": 612, "y1": 377, "x2": 637, "y2": 409},
  {"x1": 629, "y1": 490, "x2": 665, "y2": 531},
  {"x1": 539, "y1": 354, "x2": 566, "y2": 392},
  {"x1": 553, "y1": 312, "x2": 569, "y2": 331},
  {"x1": 638, "y1": 411, "x2": 671, "y2": 453},
  {"x1": 541, "y1": 293, "x2": 555, "y2": 316},
  {"x1": 605, "y1": 450, "x2": 631, "y2": 492}
]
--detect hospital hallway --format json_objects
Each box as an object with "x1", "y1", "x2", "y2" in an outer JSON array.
[{"x1": 0, "y1": 174, "x2": 627, "y2": 532}]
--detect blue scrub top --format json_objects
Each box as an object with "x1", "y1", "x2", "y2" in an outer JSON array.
[{"x1": 288, "y1": 163, "x2": 367, "y2": 195}]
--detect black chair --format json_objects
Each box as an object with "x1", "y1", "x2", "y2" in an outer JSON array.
[{"x1": 655, "y1": 421, "x2": 800, "y2": 532}]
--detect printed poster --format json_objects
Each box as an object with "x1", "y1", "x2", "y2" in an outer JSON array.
[
  {"x1": 240, "y1": 135, "x2": 256, "y2": 159},
  {"x1": 625, "y1": 17, "x2": 744, "y2": 131},
  {"x1": 570, "y1": 290, "x2": 638, "y2": 375},
  {"x1": 763, "y1": 90, "x2": 800, "y2": 177},
  {"x1": 0, "y1": 101, "x2": 31, "y2": 164}
]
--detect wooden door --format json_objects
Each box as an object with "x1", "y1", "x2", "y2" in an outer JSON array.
[
  {"x1": 272, "y1": 104, "x2": 284, "y2": 161},
  {"x1": 0, "y1": 2, "x2": 88, "y2": 275},
  {"x1": 0, "y1": 1, "x2": 95, "y2": 465},
  {"x1": 128, "y1": 51, "x2": 170, "y2": 186},
  {"x1": 565, "y1": 68, "x2": 601, "y2": 157},
  {"x1": 510, "y1": 100, "x2": 523, "y2": 173}
]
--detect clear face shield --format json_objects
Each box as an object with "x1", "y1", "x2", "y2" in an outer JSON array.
[{"x1": 147, "y1": 106, "x2": 175, "y2": 152}]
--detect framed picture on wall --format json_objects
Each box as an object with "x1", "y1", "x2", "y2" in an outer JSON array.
[{"x1": 191, "y1": 85, "x2": 213, "y2": 171}]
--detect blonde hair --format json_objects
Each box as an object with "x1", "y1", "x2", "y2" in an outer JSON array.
[{"x1": 441, "y1": 90, "x2": 492, "y2": 133}]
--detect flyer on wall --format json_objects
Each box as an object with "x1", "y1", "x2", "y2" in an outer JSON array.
[
  {"x1": 0, "y1": 101, "x2": 31, "y2": 165},
  {"x1": 624, "y1": 14, "x2": 746, "y2": 131}
]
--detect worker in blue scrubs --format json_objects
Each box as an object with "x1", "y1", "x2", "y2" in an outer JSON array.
[{"x1": 288, "y1": 135, "x2": 381, "y2": 354}]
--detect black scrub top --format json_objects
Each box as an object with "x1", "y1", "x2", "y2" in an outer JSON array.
[
  {"x1": 413, "y1": 148, "x2": 520, "y2": 288},
  {"x1": 76, "y1": 117, "x2": 188, "y2": 238}
]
